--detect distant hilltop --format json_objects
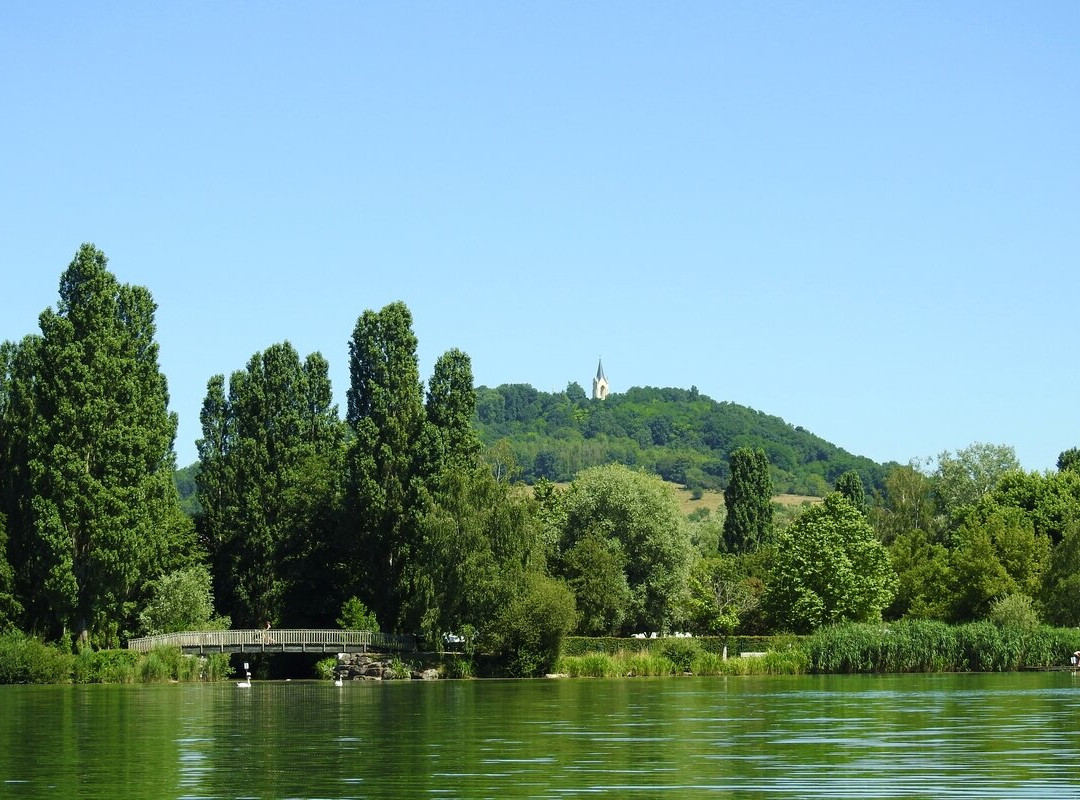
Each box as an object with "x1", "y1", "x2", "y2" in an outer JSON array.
[{"x1": 473, "y1": 382, "x2": 888, "y2": 496}]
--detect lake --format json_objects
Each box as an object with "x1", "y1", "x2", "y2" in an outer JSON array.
[{"x1": 2, "y1": 672, "x2": 1079, "y2": 798}]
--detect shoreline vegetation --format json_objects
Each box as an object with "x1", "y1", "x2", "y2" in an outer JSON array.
[
  {"x1": 0, "y1": 632, "x2": 230, "y2": 684},
  {"x1": 4, "y1": 619, "x2": 1077, "y2": 685}
]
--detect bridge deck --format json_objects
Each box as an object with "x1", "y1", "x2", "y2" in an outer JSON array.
[{"x1": 126, "y1": 629, "x2": 416, "y2": 655}]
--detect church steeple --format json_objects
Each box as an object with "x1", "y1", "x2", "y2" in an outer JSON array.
[{"x1": 592, "y1": 358, "x2": 609, "y2": 400}]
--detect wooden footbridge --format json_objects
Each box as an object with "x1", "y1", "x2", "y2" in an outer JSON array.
[{"x1": 126, "y1": 629, "x2": 416, "y2": 655}]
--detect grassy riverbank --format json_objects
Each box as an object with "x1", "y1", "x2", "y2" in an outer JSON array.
[
  {"x1": 556, "y1": 620, "x2": 1080, "y2": 677},
  {"x1": 0, "y1": 632, "x2": 231, "y2": 684}
]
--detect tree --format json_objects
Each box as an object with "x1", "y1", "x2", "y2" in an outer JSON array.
[
  {"x1": 683, "y1": 555, "x2": 760, "y2": 635},
  {"x1": 555, "y1": 464, "x2": 693, "y2": 634},
  {"x1": 835, "y1": 470, "x2": 867, "y2": 513},
  {"x1": 407, "y1": 458, "x2": 545, "y2": 645},
  {"x1": 869, "y1": 460, "x2": 940, "y2": 546},
  {"x1": 425, "y1": 348, "x2": 481, "y2": 472},
  {"x1": 138, "y1": 565, "x2": 229, "y2": 636},
  {"x1": 1, "y1": 245, "x2": 193, "y2": 645},
  {"x1": 1039, "y1": 519, "x2": 1080, "y2": 626},
  {"x1": 723, "y1": 447, "x2": 773, "y2": 553},
  {"x1": 886, "y1": 528, "x2": 951, "y2": 620},
  {"x1": 0, "y1": 514, "x2": 23, "y2": 631},
  {"x1": 1057, "y1": 447, "x2": 1080, "y2": 474},
  {"x1": 765, "y1": 493, "x2": 896, "y2": 633},
  {"x1": 345, "y1": 302, "x2": 427, "y2": 630},
  {"x1": 197, "y1": 342, "x2": 342, "y2": 628},
  {"x1": 945, "y1": 507, "x2": 1049, "y2": 622},
  {"x1": 934, "y1": 443, "x2": 1020, "y2": 522}
]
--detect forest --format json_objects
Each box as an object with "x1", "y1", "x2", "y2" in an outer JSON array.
[{"x1": 2, "y1": 245, "x2": 1080, "y2": 677}]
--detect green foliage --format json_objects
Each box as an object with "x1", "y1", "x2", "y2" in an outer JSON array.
[
  {"x1": 560, "y1": 533, "x2": 630, "y2": 636},
  {"x1": 1039, "y1": 520, "x2": 1080, "y2": 626},
  {"x1": 486, "y1": 573, "x2": 577, "y2": 677},
  {"x1": 472, "y1": 384, "x2": 887, "y2": 495},
  {"x1": 934, "y1": 443, "x2": 1020, "y2": 524},
  {"x1": 723, "y1": 447, "x2": 773, "y2": 552},
  {"x1": 654, "y1": 637, "x2": 701, "y2": 672},
  {"x1": 72, "y1": 649, "x2": 141, "y2": 683},
  {"x1": 198, "y1": 341, "x2": 343, "y2": 629},
  {"x1": 345, "y1": 302, "x2": 428, "y2": 630},
  {"x1": 683, "y1": 555, "x2": 761, "y2": 635},
  {"x1": 444, "y1": 656, "x2": 474, "y2": 679},
  {"x1": 886, "y1": 529, "x2": 951, "y2": 620},
  {"x1": 869, "y1": 460, "x2": 938, "y2": 546},
  {"x1": 1057, "y1": 447, "x2": 1080, "y2": 474},
  {"x1": 946, "y1": 508, "x2": 1049, "y2": 622},
  {"x1": 766, "y1": 493, "x2": 896, "y2": 633},
  {"x1": 410, "y1": 457, "x2": 544, "y2": 646},
  {"x1": 555, "y1": 464, "x2": 693, "y2": 634},
  {"x1": 0, "y1": 514, "x2": 23, "y2": 631},
  {"x1": 834, "y1": 470, "x2": 867, "y2": 513},
  {"x1": 337, "y1": 597, "x2": 379, "y2": 631},
  {"x1": 0, "y1": 632, "x2": 73, "y2": 684},
  {"x1": 988, "y1": 593, "x2": 1040, "y2": 630},
  {"x1": 138, "y1": 565, "x2": 229, "y2": 635},
  {"x1": 1, "y1": 245, "x2": 194, "y2": 644},
  {"x1": 804, "y1": 620, "x2": 1076, "y2": 674},
  {"x1": 386, "y1": 658, "x2": 414, "y2": 679},
  {"x1": 315, "y1": 657, "x2": 338, "y2": 680}
]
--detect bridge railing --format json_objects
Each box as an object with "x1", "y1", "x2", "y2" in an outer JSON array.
[{"x1": 126, "y1": 629, "x2": 415, "y2": 653}]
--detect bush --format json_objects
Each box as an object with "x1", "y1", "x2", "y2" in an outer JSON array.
[
  {"x1": 988, "y1": 594, "x2": 1040, "y2": 631},
  {"x1": 315, "y1": 657, "x2": 338, "y2": 680},
  {"x1": 337, "y1": 597, "x2": 379, "y2": 631},
  {"x1": 0, "y1": 632, "x2": 73, "y2": 684},
  {"x1": 72, "y1": 649, "x2": 141, "y2": 683},
  {"x1": 655, "y1": 638, "x2": 702, "y2": 672},
  {"x1": 487, "y1": 573, "x2": 577, "y2": 677},
  {"x1": 444, "y1": 657, "x2": 474, "y2": 679}
]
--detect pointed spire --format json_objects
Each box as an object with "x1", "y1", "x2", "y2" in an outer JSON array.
[{"x1": 596, "y1": 358, "x2": 606, "y2": 382}]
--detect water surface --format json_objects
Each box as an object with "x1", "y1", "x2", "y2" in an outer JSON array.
[{"x1": 2, "y1": 672, "x2": 1078, "y2": 798}]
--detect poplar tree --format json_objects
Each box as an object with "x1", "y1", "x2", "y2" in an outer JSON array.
[
  {"x1": 345, "y1": 302, "x2": 427, "y2": 630},
  {"x1": 1, "y1": 244, "x2": 192, "y2": 644},
  {"x1": 425, "y1": 348, "x2": 482, "y2": 472},
  {"x1": 723, "y1": 447, "x2": 773, "y2": 553},
  {"x1": 197, "y1": 342, "x2": 341, "y2": 627}
]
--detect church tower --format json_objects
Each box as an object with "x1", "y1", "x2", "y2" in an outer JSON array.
[{"x1": 592, "y1": 358, "x2": 609, "y2": 400}]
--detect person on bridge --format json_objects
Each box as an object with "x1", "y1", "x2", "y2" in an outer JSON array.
[{"x1": 264, "y1": 621, "x2": 274, "y2": 644}]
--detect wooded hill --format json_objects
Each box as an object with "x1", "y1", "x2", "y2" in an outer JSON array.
[{"x1": 475, "y1": 383, "x2": 891, "y2": 496}]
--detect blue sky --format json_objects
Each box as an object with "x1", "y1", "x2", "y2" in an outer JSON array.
[{"x1": 3, "y1": 3, "x2": 1077, "y2": 471}]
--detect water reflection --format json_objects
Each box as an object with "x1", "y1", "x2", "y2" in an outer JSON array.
[{"x1": 1, "y1": 673, "x2": 1079, "y2": 798}]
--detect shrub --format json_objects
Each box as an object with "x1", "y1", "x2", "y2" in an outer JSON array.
[
  {"x1": 315, "y1": 657, "x2": 337, "y2": 680},
  {"x1": 72, "y1": 649, "x2": 140, "y2": 683},
  {"x1": 655, "y1": 638, "x2": 702, "y2": 672},
  {"x1": 444, "y1": 657, "x2": 474, "y2": 679},
  {"x1": 690, "y1": 650, "x2": 726, "y2": 675},
  {"x1": 487, "y1": 573, "x2": 577, "y2": 677},
  {"x1": 988, "y1": 594, "x2": 1040, "y2": 631},
  {"x1": 387, "y1": 658, "x2": 413, "y2": 679},
  {"x1": 337, "y1": 597, "x2": 379, "y2": 632},
  {"x1": 0, "y1": 632, "x2": 73, "y2": 684}
]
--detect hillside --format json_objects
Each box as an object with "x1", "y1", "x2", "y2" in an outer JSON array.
[{"x1": 475, "y1": 384, "x2": 891, "y2": 496}]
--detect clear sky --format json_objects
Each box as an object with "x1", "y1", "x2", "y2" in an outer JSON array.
[{"x1": 2, "y1": 3, "x2": 1077, "y2": 471}]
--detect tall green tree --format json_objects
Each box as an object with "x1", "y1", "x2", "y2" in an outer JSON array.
[
  {"x1": 345, "y1": 302, "x2": 428, "y2": 630},
  {"x1": 835, "y1": 470, "x2": 867, "y2": 513},
  {"x1": 934, "y1": 442, "x2": 1020, "y2": 523},
  {"x1": 1, "y1": 245, "x2": 193, "y2": 644},
  {"x1": 722, "y1": 447, "x2": 773, "y2": 553},
  {"x1": 555, "y1": 464, "x2": 693, "y2": 634},
  {"x1": 765, "y1": 493, "x2": 895, "y2": 633},
  {"x1": 869, "y1": 460, "x2": 938, "y2": 546},
  {"x1": 425, "y1": 348, "x2": 482, "y2": 472},
  {"x1": 197, "y1": 342, "x2": 342, "y2": 627}
]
